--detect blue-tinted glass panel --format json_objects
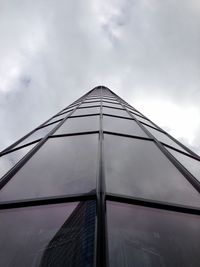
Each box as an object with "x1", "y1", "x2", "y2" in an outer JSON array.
[
  {"x1": 144, "y1": 126, "x2": 188, "y2": 153},
  {"x1": 0, "y1": 201, "x2": 95, "y2": 267},
  {"x1": 104, "y1": 135, "x2": 200, "y2": 207},
  {"x1": 103, "y1": 107, "x2": 131, "y2": 118},
  {"x1": 54, "y1": 116, "x2": 99, "y2": 135},
  {"x1": 107, "y1": 201, "x2": 200, "y2": 267},
  {"x1": 72, "y1": 107, "x2": 100, "y2": 116},
  {"x1": 166, "y1": 148, "x2": 200, "y2": 182},
  {"x1": 103, "y1": 116, "x2": 147, "y2": 137},
  {"x1": 0, "y1": 135, "x2": 98, "y2": 201},
  {"x1": 0, "y1": 144, "x2": 35, "y2": 179}
]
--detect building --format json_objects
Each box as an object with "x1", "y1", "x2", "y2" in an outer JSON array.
[{"x1": 0, "y1": 86, "x2": 200, "y2": 266}]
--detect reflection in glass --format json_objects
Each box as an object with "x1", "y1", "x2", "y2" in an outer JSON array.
[
  {"x1": 166, "y1": 148, "x2": 200, "y2": 182},
  {"x1": 103, "y1": 107, "x2": 131, "y2": 118},
  {"x1": 144, "y1": 126, "x2": 188, "y2": 153},
  {"x1": 104, "y1": 135, "x2": 200, "y2": 207},
  {"x1": 0, "y1": 135, "x2": 98, "y2": 201},
  {"x1": 54, "y1": 116, "x2": 99, "y2": 135},
  {"x1": 73, "y1": 107, "x2": 100, "y2": 116},
  {"x1": 0, "y1": 201, "x2": 96, "y2": 267},
  {"x1": 107, "y1": 202, "x2": 200, "y2": 267},
  {"x1": 0, "y1": 145, "x2": 35, "y2": 179},
  {"x1": 103, "y1": 116, "x2": 147, "y2": 137},
  {"x1": 16, "y1": 124, "x2": 57, "y2": 148}
]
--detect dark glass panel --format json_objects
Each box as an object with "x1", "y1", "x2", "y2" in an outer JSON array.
[
  {"x1": 166, "y1": 148, "x2": 200, "y2": 182},
  {"x1": 102, "y1": 102, "x2": 122, "y2": 109},
  {"x1": 132, "y1": 114, "x2": 158, "y2": 128},
  {"x1": 15, "y1": 124, "x2": 57, "y2": 148},
  {"x1": 0, "y1": 201, "x2": 96, "y2": 267},
  {"x1": 80, "y1": 102, "x2": 101, "y2": 108},
  {"x1": 144, "y1": 126, "x2": 188, "y2": 153},
  {"x1": 103, "y1": 107, "x2": 131, "y2": 118},
  {"x1": 0, "y1": 144, "x2": 35, "y2": 179},
  {"x1": 104, "y1": 135, "x2": 200, "y2": 207},
  {"x1": 107, "y1": 201, "x2": 200, "y2": 267},
  {"x1": 0, "y1": 135, "x2": 98, "y2": 201},
  {"x1": 54, "y1": 116, "x2": 99, "y2": 135},
  {"x1": 103, "y1": 116, "x2": 147, "y2": 137},
  {"x1": 73, "y1": 107, "x2": 100, "y2": 116}
]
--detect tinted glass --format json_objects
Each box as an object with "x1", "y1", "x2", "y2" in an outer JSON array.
[
  {"x1": 0, "y1": 144, "x2": 35, "y2": 179},
  {"x1": 103, "y1": 107, "x2": 131, "y2": 118},
  {"x1": 107, "y1": 201, "x2": 200, "y2": 267},
  {"x1": 73, "y1": 107, "x2": 100, "y2": 116},
  {"x1": 0, "y1": 135, "x2": 98, "y2": 201},
  {"x1": 80, "y1": 102, "x2": 101, "y2": 108},
  {"x1": 15, "y1": 124, "x2": 57, "y2": 148},
  {"x1": 104, "y1": 135, "x2": 200, "y2": 207},
  {"x1": 144, "y1": 126, "x2": 188, "y2": 153},
  {"x1": 166, "y1": 148, "x2": 200, "y2": 182},
  {"x1": 54, "y1": 116, "x2": 99, "y2": 135},
  {"x1": 0, "y1": 201, "x2": 96, "y2": 267},
  {"x1": 102, "y1": 102, "x2": 122, "y2": 109},
  {"x1": 103, "y1": 116, "x2": 147, "y2": 137},
  {"x1": 133, "y1": 114, "x2": 158, "y2": 128}
]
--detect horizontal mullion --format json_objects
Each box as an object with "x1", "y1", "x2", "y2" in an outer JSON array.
[
  {"x1": 0, "y1": 193, "x2": 96, "y2": 210},
  {"x1": 103, "y1": 113, "x2": 134, "y2": 120},
  {"x1": 51, "y1": 130, "x2": 100, "y2": 138},
  {"x1": 70, "y1": 113, "x2": 100, "y2": 118},
  {"x1": 103, "y1": 131, "x2": 153, "y2": 141},
  {"x1": 106, "y1": 193, "x2": 200, "y2": 215}
]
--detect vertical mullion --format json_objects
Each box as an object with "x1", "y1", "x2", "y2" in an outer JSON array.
[{"x1": 96, "y1": 87, "x2": 108, "y2": 267}]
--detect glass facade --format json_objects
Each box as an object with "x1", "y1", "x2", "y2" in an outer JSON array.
[{"x1": 0, "y1": 86, "x2": 200, "y2": 267}]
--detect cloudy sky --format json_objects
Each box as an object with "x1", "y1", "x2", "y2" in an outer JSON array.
[{"x1": 0, "y1": 0, "x2": 200, "y2": 155}]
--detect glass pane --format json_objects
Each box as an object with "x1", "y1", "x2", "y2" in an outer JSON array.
[
  {"x1": 133, "y1": 114, "x2": 158, "y2": 128},
  {"x1": 0, "y1": 201, "x2": 96, "y2": 267},
  {"x1": 80, "y1": 102, "x2": 101, "y2": 108},
  {"x1": 166, "y1": 148, "x2": 200, "y2": 182},
  {"x1": 144, "y1": 126, "x2": 188, "y2": 153},
  {"x1": 15, "y1": 124, "x2": 57, "y2": 148},
  {"x1": 107, "y1": 201, "x2": 200, "y2": 267},
  {"x1": 103, "y1": 116, "x2": 147, "y2": 137},
  {"x1": 126, "y1": 107, "x2": 142, "y2": 115},
  {"x1": 0, "y1": 144, "x2": 35, "y2": 179},
  {"x1": 102, "y1": 98, "x2": 118, "y2": 103},
  {"x1": 0, "y1": 135, "x2": 98, "y2": 201},
  {"x1": 73, "y1": 107, "x2": 100, "y2": 116},
  {"x1": 103, "y1": 102, "x2": 122, "y2": 109},
  {"x1": 57, "y1": 109, "x2": 74, "y2": 116},
  {"x1": 54, "y1": 116, "x2": 99, "y2": 135},
  {"x1": 103, "y1": 107, "x2": 131, "y2": 118},
  {"x1": 44, "y1": 114, "x2": 67, "y2": 125},
  {"x1": 104, "y1": 135, "x2": 200, "y2": 207}
]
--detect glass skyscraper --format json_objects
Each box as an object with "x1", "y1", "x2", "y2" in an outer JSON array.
[{"x1": 0, "y1": 86, "x2": 200, "y2": 266}]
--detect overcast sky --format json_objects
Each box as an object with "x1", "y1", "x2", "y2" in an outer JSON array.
[{"x1": 0, "y1": 0, "x2": 200, "y2": 155}]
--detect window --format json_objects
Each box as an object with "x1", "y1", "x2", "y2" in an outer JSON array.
[
  {"x1": 0, "y1": 135, "x2": 98, "y2": 201},
  {"x1": 166, "y1": 148, "x2": 200, "y2": 182},
  {"x1": 0, "y1": 201, "x2": 96, "y2": 266},
  {"x1": 44, "y1": 114, "x2": 67, "y2": 125},
  {"x1": 80, "y1": 102, "x2": 101, "y2": 108},
  {"x1": 54, "y1": 116, "x2": 100, "y2": 135},
  {"x1": 0, "y1": 144, "x2": 35, "y2": 179},
  {"x1": 103, "y1": 116, "x2": 147, "y2": 137},
  {"x1": 102, "y1": 102, "x2": 122, "y2": 109},
  {"x1": 107, "y1": 201, "x2": 200, "y2": 267},
  {"x1": 104, "y1": 135, "x2": 200, "y2": 207},
  {"x1": 132, "y1": 114, "x2": 158, "y2": 128},
  {"x1": 72, "y1": 107, "x2": 100, "y2": 116},
  {"x1": 103, "y1": 107, "x2": 131, "y2": 118}
]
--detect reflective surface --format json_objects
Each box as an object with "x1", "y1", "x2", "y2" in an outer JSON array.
[
  {"x1": 103, "y1": 116, "x2": 147, "y2": 137},
  {"x1": 166, "y1": 148, "x2": 200, "y2": 182},
  {"x1": 16, "y1": 124, "x2": 58, "y2": 148},
  {"x1": 54, "y1": 116, "x2": 99, "y2": 135},
  {"x1": 133, "y1": 114, "x2": 158, "y2": 128},
  {"x1": 0, "y1": 201, "x2": 96, "y2": 267},
  {"x1": 104, "y1": 135, "x2": 200, "y2": 207},
  {"x1": 0, "y1": 144, "x2": 35, "y2": 179},
  {"x1": 102, "y1": 102, "x2": 122, "y2": 109},
  {"x1": 107, "y1": 201, "x2": 200, "y2": 267},
  {"x1": 144, "y1": 126, "x2": 188, "y2": 153},
  {"x1": 73, "y1": 107, "x2": 100, "y2": 116},
  {"x1": 80, "y1": 102, "x2": 101, "y2": 107},
  {"x1": 0, "y1": 135, "x2": 98, "y2": 201},
  {"x1": 102, "y1": 107, "x2": 131, "y2": 118}
]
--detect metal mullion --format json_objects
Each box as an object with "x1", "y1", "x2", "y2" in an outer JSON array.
[
  {"x1": 50, "y1": 131, "x2": 99, "y2": 138},
  {"x1": 103, "y1": 131, "x2": 153, "y2": 141},
  {"x1": 0, "y1": 193, "x2": 96, "y2": 210},
  {"x1": 106, "y1": 193, "x2": 200, "y2": 216},
  {"x1": 77, "y1": 105, "x2": 101, "y2": 109},
  {"x1": 102, "y1": 113, "x2": 135, "y2": 120},
  {"x1": 102, "y1": 104, "x2": 125, "y2": 111},
  {"x1": 70, "y1": 113, "x2": 100, "y2": 118},
  {"x1": 0, "y1": 97, "x2": 87, "y2": 191},
  {"x1": 96, "y1": 87, "x2": 107, "y2": 267},
  {"x1": 37, "y1": 119, "x2": 64, "y2": 129},
  {"x1": 121, "y1": 103, "x2": 200, "y2": 194}
]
